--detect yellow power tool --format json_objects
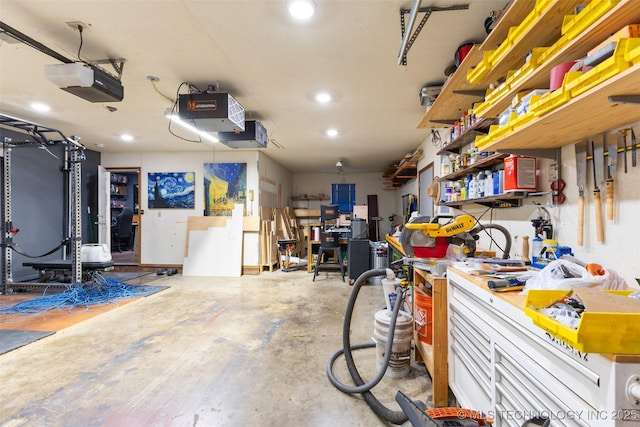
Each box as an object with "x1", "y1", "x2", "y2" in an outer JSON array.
[{"x1": 401, "y1": 215, "x2": 477, "y2": 258}]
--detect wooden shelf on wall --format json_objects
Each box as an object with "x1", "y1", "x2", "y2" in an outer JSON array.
[
  {"x1": 290, "y1": 194, "x2": 329, "y2": 202},
  {"x1": 382, "y1": 149, "x2": 424, "y2": 189}
]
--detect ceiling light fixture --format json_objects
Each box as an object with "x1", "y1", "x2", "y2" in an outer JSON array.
[
  {"x1": 326, "y1": 128, "x2": 338, "y2": 138},
  {"x1": 30, "y1": 102, "x2": 51, "y2": 112},
  {"x1": 316, "y1": 92, "x2": 331, "y2": 103},
  {"x1": 288, "y1": 0, "x2": 316, "y2": 20},
  {"x1": 165, "y1": 111, "x2": 219, "y2": 143},
  {"x1": 120, "y1": 134, "x2": 134, "y2": 142}
]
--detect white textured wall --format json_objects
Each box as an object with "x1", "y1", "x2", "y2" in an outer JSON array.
[
  {"x1": 101, "y1": 150, "x2": 292, "y2": 266},
  {"x1": 292, "y1": 172, "x2": 397, "y2": 239}
]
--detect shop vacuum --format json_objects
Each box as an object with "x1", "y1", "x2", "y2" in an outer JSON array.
[
  {"x1": 327, "y1": 267, "x2": 550, "y2": 427},
  {"x1": 327, "y1": 267, "x2": 413, "y2": 425}
]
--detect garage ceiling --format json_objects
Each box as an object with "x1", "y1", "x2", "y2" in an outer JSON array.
[{"x1": 0, "y1": 0, "x2": 507, "y2": 174}]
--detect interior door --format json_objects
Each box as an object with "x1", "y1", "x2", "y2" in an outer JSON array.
[{"x1": 97, "y1": 166, "x2": 111, "y2": 250}]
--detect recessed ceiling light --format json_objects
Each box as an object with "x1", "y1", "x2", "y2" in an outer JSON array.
[
  {"x1": 316, "y1": 92, "x2": 331, "y2": 103},
  {"x1": 120, "y1": 134, "x2": 134, "y2": 142},
  {"x1": 288, "y1": 0, "x2": 316, "y2": 20},
  {"x1": 326, "y1": 128, "x2": 338, "y2": 138},
  {"x1": 30, "y1": 102, "x2": 51, "y2": 112}
]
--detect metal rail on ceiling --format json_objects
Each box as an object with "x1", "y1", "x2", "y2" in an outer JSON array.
[{"x1": 398, "y1": 3, "x2": 470, "y2": 66}]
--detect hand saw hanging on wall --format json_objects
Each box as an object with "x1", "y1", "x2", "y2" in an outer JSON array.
[{"x1": 606, "y1": 134, "x2": 618, "y2": 221}]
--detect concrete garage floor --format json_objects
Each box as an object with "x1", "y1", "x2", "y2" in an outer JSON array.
[{"x1": 0, "y1": 269, "x2": 433, "y2": 427}]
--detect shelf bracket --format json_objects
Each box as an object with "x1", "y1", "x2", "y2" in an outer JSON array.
[
  {"x1": 452, "y1": 90, "x2": 486, "y2": 97},
  {"x1": 497, "y1": 148, "x2": 558, "y2": 160},
  {"x1": 430, "y1": 119, "x2": 456, "y2": 126},
  {"x1": 608, "y1": 95, "x2": 640, "y2": 105}
]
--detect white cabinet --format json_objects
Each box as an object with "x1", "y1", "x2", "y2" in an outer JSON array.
[{"x1": 447, "y1": 267, "x2": 640, "y2": 427}]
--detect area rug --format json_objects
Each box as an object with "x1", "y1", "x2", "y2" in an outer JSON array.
[
  {"x1": 0, "y1": 282, "x2": 169, "y2": 355},
  {"x1": 0, "y1": 329, "x2": 55, "y2": 355},
  {"x1": 100, "y1": 271, "x2": 152, "y2": 283}
]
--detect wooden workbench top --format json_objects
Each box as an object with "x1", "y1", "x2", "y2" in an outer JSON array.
[{"x1": 448, "y1": 265, "x2": 528, "y2": 308}]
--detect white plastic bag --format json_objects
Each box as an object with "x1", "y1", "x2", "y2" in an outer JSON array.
[{"x1": 522, "y1": 259, "x2": 628, "y2": 294}]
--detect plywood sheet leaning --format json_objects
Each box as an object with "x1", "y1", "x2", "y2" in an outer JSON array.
[
  {"x1": 185, "y1": 215, "x2": 259, "y2": 256},
  {"x1": 183, "y1": 204, "x2": 244, "y2": 277},
  {"x1": 286, "y1": 207, "x2": 302, "y2": 243},
  {"x1": 274, "y1": 208, "x2": 289, "y2": 240}
]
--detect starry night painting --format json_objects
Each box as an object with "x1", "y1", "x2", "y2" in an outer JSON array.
[
  {"x1": 148, "y1": 172, "x2": 196, "y2": 209},
  {"x1": 203, "y1": 163, "x2": 247, "y2": 216}
]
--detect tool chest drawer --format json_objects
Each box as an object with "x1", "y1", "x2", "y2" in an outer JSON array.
[
  {"x1": 447, "y1": 268, "x2": 640, "y2": 427},
  {"x1": 449, "y1": 302, "x2": 492, "y2": 412}
]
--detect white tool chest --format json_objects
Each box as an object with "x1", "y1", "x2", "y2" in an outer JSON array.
[{"x1": 447, "y1": 268, "x2": 640, "y2": 427}]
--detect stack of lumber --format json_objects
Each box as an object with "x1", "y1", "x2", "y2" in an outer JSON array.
[
  {"x1": 275, "y1": 207, "x2": 302, "y2": 242},
  {"x1": 260, "y1": 207, "x2": 304, "y2": 271}
]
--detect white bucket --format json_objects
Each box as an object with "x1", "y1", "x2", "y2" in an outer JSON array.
[
  {"x1": 373, "y1": 309, "x2": 413, "y2": 378},
  {"x1": 81, "y1": 244, "x2": 112, "y2": 262}
]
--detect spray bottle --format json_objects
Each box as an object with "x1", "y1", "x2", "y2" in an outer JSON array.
[{"x1": 381, "y1": 269, "x2": 401, "y2": 312}]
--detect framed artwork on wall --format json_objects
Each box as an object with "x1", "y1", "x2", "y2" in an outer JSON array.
[
  {"x1": 148, "y1": 172, "x2": 196, "y2": 209},
  {"x1": 203, "y1": 162, "x2": 247, "y2": 216}
]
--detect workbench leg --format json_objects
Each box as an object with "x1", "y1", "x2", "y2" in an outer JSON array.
[{"x1": 432, "y1": 278, "x2": 449, "y2": 407}]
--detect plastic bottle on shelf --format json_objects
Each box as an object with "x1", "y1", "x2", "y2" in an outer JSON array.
[
  {"x1": 477, "y1": 172, "x2": 486, "y2": 198},
  {"x1": 464, "y1": 175, "x2": 472, "y2": 200},
  {"x1": 469, "y1": 147, "x2": 478, "y2": 164},
  {"x1": 531, "y1": 236, "x2": 543, "y2": 264},
  {"x1": 468, "y1": 175, "x2": 477, "y2": 199},
  {"x1": 485, "y1": 172, "x2": 494, "y2": 196}
]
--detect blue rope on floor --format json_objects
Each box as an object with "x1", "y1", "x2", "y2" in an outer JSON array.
[{"x1": 0, "y1": 272, "x2": 163, "y2": 315}]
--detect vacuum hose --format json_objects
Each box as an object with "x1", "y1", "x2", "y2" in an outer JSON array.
[{"x1": 326, "y1": 267, "x2": 409, "y2": 425}]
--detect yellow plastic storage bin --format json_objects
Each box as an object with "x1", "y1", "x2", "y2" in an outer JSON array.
[
  {"x1": 474, "y1": 133, "x2": 493, "y2": 151},
  {"x1": 472, "y1": 100, "x2": 490, "y2": 119},
  {"x1": 524, "y1": 289, "x2": 640, "y2": 354},
  {"x1": 508, "y1": 8, "x2": 540, "y2": 46},
  {"x1": 483, "y1": 80, "x2": 512, "y2": 106},
  {"x1": 507, "y1": 111, "x2": 536, "y2": 131},
  {"x1": 467, "y1": 51, "x2": 495, "y2": 84},
  {"x1": 565, "y1": 38, "x2": 640, "y2": 98},
  {"x1": 561, "y1": 0, "x2": 621, "y2": 41},
  {"x1": 624, "y1": 42, "x2": 640, "y2": 64},
  {"x1": 528, "y1": 71, "x2": 581, "y2": 117},
  {"x1": 488, "y1": 37, "x2": 513, "y2": 66},
  {"x1": 534, "y1": 0, "x2": 553, "y2": 15},
  {"x1": 486, "y1": 123, "x2": 510, "y2": 141}
]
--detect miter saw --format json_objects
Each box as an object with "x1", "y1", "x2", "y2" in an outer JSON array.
[
  {"x1": 401, "y1": 214, "x2": 478, "y2": 259},
  {"x1": 400, "y1": 214, "x2": 513, "y2": 260}
]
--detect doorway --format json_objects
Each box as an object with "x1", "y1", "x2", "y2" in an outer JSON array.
[{"x1": 107, "y1": 168, "x2": 141, "y2": 266}]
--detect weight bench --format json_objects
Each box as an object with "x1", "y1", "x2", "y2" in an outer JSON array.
[{"x1": 23, "y1": 260, "x2": 114, "y2": 283}]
